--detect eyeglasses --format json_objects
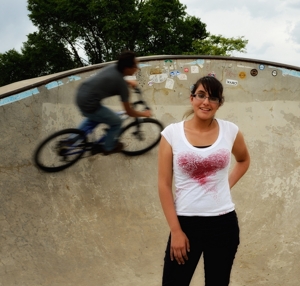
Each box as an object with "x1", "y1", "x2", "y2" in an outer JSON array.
[{"x1": 191, "y1": 93, "x2": 220, "y2": 103}]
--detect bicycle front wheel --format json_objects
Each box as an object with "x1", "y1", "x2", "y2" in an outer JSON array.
[
  {"x1": 34, "y1": 129, "x2": 87, "y2": 172},
  {"x1": 119, "y1": 118, "x2": 163, "y2": 156}
]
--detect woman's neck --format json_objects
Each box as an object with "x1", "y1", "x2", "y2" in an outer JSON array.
[{"x1": 188, "y1": 117, "x2": 216, "y2": 132}]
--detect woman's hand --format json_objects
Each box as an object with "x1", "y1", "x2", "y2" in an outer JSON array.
[{"x1": 170, "y1": 229, "x2": 190, "y2": 265}]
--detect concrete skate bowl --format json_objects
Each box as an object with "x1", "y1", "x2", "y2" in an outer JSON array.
[{"x1": 1, "y1": 55, "x2": 300, "y2": 285}]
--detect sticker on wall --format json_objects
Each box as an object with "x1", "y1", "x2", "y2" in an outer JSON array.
[
  {"x1": 226, "y1": 79, "x2": 238, "y2": 86},
  {"x1": 191, "y1": 66, "x2": 199, "y2": 73},
  {"x1": 239, "y1": 72, "x2": 246, "y2": 79},
  {"x1": 269, "y1": 67, "x2": 300, "y2": 78},
  {"x1": 208, "y1": 72, "x2": 216, "y2": 77},
  {"x1": 139, "y1": 63, "x2": 152, "y2": 68},
  {"x1": 237, "y1": 64, "x2": 253, "y2": 69},
  {"x1": 177, "y1": 74, "x2": 187, "y2": 80},
  {"x1": 0, "y1": 88, "x2": 39, "y2": 106},
  {"x1": 184, "y1": 68, "x2": 189, "y2": 73},
  {"x1": 149, "y1": 74, "x2": 168, "y2": 83},
  {"x1": 259, "y1": 64, "x2": 265, "y2": 70},
  {"x1": 186, "y1": 59, "x2": 205, "y2": 68},
  {"x1": 124, "y1": 75, "x2": 137, "y2": 80},
  {"x1": 150, "y1": 67, "x2": 164, "y2": 75},
  {"x1": 67, "y1": 75, "x2": 81, "y2": 82},
  {"x1": 165, "y1": 78, "x2": 175, "y2": 90},
  {"x1": 272, "y1": 70, "x2": 277, "y2": 76},
  {"x1": 250, "y1": 69, "x2": 258, "y2": 76},
  {"x1": 45, "y1": 81, "x2": 64, "y2": 89},
  {"x1": 170, "y1": 70, "x2": 181, "y2": 77}
]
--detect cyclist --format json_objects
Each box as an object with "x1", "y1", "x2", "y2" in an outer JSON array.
[{"x1": 76, "y1": 50, "x2": 151, "y2": 155}]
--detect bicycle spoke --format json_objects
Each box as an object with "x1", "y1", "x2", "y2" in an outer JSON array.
[
  {"x1": 34, "y1": 129, "x2": 87, "y2": 172},
  {"x1": 119, "y1": 119, "x2": 163, "y2": 155}
]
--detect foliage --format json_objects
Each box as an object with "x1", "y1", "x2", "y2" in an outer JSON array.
[
  {"x1": 26, "y1": 0, "x2": 209, "y2": 64},
  {"x1": 188, "y1": 34, "x2": 248, "y2": 56},
  {"x1": 0, "y1": 32, "x2": 78, "y2": 87},
  {"x1": 22, "y1": 32, "x2": 78, "y2": 76},
  {"x1": 0, "y1": 50, "x2": 28, "y2": 87}
]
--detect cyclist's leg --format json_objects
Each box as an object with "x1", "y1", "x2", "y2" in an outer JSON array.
[
  {"x1": 77, "y1": 118, "x2": 98, "y2": 133},
  {"x1": 82, "y1": 105, "x2": 122, "y2": 151}
]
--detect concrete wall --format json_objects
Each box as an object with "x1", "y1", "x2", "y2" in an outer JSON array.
[{"x1": 0, "y1": 56, "x2": 300, "y2": 285}]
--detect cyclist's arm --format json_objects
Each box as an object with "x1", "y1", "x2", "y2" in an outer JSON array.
[
  {"x1": 125, "y1": 79, "x2": 137, "y2": 88},
  {"x1": 122, "y1": 102, "x2": 151, "y2": 118}
]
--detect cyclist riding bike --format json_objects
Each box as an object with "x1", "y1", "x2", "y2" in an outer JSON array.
[{"x1": 76, "y1": 50, "x2": 151, "y2": 155}]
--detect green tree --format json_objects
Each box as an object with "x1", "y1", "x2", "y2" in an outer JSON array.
[
  {"x1": 22, "y1": 31, "x2": 78, "y2": 76},
  {"x1": 27, "y1": 0, "x2": 140, "y2": 64},
  {"x1": 135, "y1": 0, "x2": 208, "y2": 55},
  {"x1": 27, "y1": 0, "x2": 210, "y2": 64},
  {"x1": 188, "y1": 34, "x2": 248, "y2": 56},
  {"x1": 0, "y1": 32, "x2": 79, "y2": 87},
  {"x1": 0, "y1": 50, "x2": 28, "y2": 87}
]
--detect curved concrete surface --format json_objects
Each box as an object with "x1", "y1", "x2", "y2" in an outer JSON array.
[{"x1": 1, "y1": 55, "x2": 300, "y2": 285}]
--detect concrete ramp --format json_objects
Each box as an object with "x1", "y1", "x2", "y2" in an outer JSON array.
[{"x1": 1, "y1": 56, "x2": 300, "y2": 285}]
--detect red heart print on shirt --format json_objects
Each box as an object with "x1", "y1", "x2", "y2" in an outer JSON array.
[{"x1": 177, "y1": 149, "x2": 230, "y2": 185}]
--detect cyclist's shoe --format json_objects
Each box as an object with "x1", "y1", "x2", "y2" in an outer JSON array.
[
  {"x1": 103, "y1": 142, "x2": 124, "y2": 156},
  {"x1": 91, "y1": 144, "x2": 104, "y2": 155}
]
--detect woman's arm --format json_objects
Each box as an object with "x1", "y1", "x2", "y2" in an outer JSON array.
[
  {"x1": 229, "y1": 131, "x2": 250, "y2": 189},
  {"x1": 158, "y1": 136, "x2": 190, "y2": 264}
]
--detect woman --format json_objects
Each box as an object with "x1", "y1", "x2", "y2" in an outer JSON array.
[{"x1": 158, "y1": 76, "x2": 250, "y2": 286}]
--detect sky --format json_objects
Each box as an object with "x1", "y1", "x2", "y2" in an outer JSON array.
[{"x1": 1, "y1": 0, "x2": 300, "y2": 68}]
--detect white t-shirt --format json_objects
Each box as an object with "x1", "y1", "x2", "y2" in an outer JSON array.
[{"x1": 161, "y1": 119, "x2": 238, "y2": 216}]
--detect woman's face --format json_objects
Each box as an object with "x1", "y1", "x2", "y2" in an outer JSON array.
[{"x1": 190, "y1": 84, "x2": 220, "y2": 120}]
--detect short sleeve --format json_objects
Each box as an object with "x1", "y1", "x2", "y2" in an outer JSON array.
[
  {"x1": 221, "y1": 120, "x2": 239, "y2": 147},
  {"x1": 161, "y1": 123, "x2": 176, "y2": 146}
]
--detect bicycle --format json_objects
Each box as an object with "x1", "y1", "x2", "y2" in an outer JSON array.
[{"x1": 33, "y1": 87, "x2": 163, "y2": 172}]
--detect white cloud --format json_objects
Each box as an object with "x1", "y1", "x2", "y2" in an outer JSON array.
[
  {"x1": 291, "y1": 22, "x2": 300, "y2": 44},
  {"x1": 181, "y1": 0, "x2": 300, "y2": 67},
  {"x1": 0, "y1": 0, "x2": 36, "y2": 53}
]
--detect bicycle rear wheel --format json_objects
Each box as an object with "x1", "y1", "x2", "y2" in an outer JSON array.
[
  {"x1": 34, "y1": 129, "x2": 87, "y2": 172},
  {"x1": 119, "y1": 118, "x2": 163, "y2": 156}
]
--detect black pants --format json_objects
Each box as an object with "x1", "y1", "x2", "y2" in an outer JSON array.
[{"x1": 162, "y1": 211, "x2": 240, "y2": 286}]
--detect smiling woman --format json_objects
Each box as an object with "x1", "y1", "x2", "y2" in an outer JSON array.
[{"x1": 158, "y1": 75, "x2": 250, "y2": 286}]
